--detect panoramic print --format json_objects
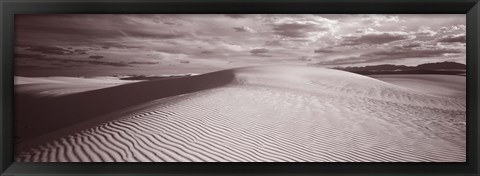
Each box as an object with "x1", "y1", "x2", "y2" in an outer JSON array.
[{"x1": 14, "y1": 14, "x2": 466, "y2": 162}]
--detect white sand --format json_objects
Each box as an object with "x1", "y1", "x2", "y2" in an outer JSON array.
[
  {"x1": 370, "y1": 74, "x2": 466, "y2": 98},
  {"x1": 15, "y1": 66, "x2": 466, "y2": 162}
]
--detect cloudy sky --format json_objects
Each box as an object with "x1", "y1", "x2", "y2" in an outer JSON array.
[{"x1": 15, "y1": 14, "x2": 466, "y2": 76}]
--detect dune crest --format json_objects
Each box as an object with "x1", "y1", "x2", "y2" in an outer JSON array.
[{"x1": 15, "y1": 65, "x2": 465, "y2": 162}]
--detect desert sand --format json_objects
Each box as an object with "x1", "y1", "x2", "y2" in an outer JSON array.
[
  {"x1": 370, "y1": 74, "x2": 466, "y2": 98},
  {"x1": 15, "y1": 76, "x2": 140, "y2": 97},
  {"x1": 14, "y1": 65, "x2": 466, "y2": 162}
]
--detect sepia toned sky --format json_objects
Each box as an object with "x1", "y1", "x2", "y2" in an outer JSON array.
[{"x1": 15, "y1": 14, "x2": 466, "y2": 76}]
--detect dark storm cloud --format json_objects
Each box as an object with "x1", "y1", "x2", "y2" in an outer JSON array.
[
  {"x1": 320, "y1": 48, "x2": 463, "y2": 65},
  {"x1": 40, "y1": 57, "x2": 131, "y2": 67},
  {"x1": 25, "y1": 46, "x2": 72, "y2": 55},
  {"x1": 437, "y1": 34, "x2": 466, "y2": 43},
  {"x1": 314, "y1": 49, "x2": 335, "y2": 53},
  {"x1": 96, "y1": 43, "x2": 142, "y2": 49},
  {"x1": 74, "y1": 49, "x2": 88, "y2": 55},
  {"x1": 122, "y1": 30, "x2": 185, "y2": 39},
  {"x1": 19, "y1": 55, "x2": 131, "y2": 67},
  {"x1": 16, "y1": 17, "x2": 123, "y2": 41},
  {"x1": 72, "y1": 60, "x2": 130, "y2": 67},
  {"x1": 128, "y1": 61, "x2": 159, "y2": 65},
  {"x1": 250, "y1": 48, "x2": 269, "y2": 54},
  {"x1": 89, "y1": 55, "x2": 104, "y2": 59},
  {"x1": 15, "y1": 53, "x2": 45, "y2": 59},
  {"x1": 250, "y1": 48, "x2": 272, "y2": 57},
  {"x1": 156, "y1": 48, "x2": 189, "y2": 55},
  {"x1": 272, "y1": 22, "x2": 329, "y2": 38},
  {"x1": 340, "y1": 32, "x2": 412, "y2": 46},
  {"x1": 16, "y1": 15, "x2": 186, "y2": 46},
  {"x1": 393, "y1": 43, "x2": 422, "y2": 50},
  {"x1": 225, "y1": 14, "x2": 248, "y2": 18},
  {"x1": 16, "y1": 65, "x2": 50, "y2": 70},
  {"x1": 14, "y1": 14, "x2": 466, "y2": 73}
]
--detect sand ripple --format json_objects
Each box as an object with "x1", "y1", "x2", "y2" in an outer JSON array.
[{"x1": 15, "y1": 66, "x2": 465, "y2": 162}]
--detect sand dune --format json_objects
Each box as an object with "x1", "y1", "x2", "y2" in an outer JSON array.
[
  {"x1": 370, "y1": 74, "x2": 466, "y2": 98},
  {"x1": 15, "y1": 70, "x2": 234, "y2": 144},
  {"x1": 15, "y1": 76, "x2": 140, "y2": 97},
  {"x1": 15, "y1": 65, "x2": 465, "y2": 162}
]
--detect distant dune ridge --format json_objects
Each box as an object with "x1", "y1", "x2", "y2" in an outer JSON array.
[
  {"x1": 330, "y1": 61, "x2": 466, "y2": 76},
  {"x1": 15, "y1": 65, "x2": 465, "y2": 162}
]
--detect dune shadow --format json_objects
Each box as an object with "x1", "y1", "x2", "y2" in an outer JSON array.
[{"x1": 15, "y1": 69, "x2": 235, "y2": 145}]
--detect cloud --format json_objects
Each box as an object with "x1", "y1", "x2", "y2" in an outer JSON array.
[
  {"x1": 128, "y1": 61, "x2": 159, "y2": 65},
  {"x1": 155, "y1": 48, "x2": 188, "y2": 55},
  {"x1": 233, "y1": 26, "x2": 254, "y2": 32},
  {"x1": 96, "y1": 42, "x2": 142, "y2": 49},
  {"x1": 74, "y1": 49, "x2": 88, "y2": 55},
  {"x1": 16, "y1": 15, "x2": 187, "y2": 48},
  {"x1": 392, "y1": 42, "x2": 422, "y2": 50},
  {"x1": 225, "y1": 14, "x2": 248, "y2": 18},
  {"x1": 319, "y1": 47, "x2": 463, "y2": 65},
  {"x1": 89, "y1": 55, "x2": 104, "y2": 59},
  {"x1": 16, "y1": 15, "x2": 127, "y2": 42},
  {"x1": 250, "y1": 48, "x2": 272, "y2": 57},
  {"x1": 250, "y1": 48, "x2": 269, "y2": 54},
  {"x1": 340, "y1": 31, "x2": 413, "y2": 46},
  {"x1": 74, "y1": 60, "x2": 130, "y2": 67},
  {"x1": 314, "y1": 48, "x2": 335, "y2": 53},
  {"x1": 439, "y1": 25, "x2": 466, "y2": 33},
  {"x1": 200, "y1": 50, "x2": 214, "y2": 55},
  {"x1": 25, "y1": 46, "x2": 72, "y2": 55},
  {"x1": 272, "y1": 22, "x2": 328, "y2": 38},
  {"x1": 273, "y1": 23, "x2": 316, "y2": 38},
  {"x1": 270, "y1": 17, "x2": 337, "y2": 38},
  {"x1": 264, "y1": 40, "x2": 283, "y2": 47},
  {"x1": 16, "y1": 65, "x2": 49, "y2": 70},
  {"x1": 35, "y1": 57, "x2": 131, "y2": 67},
  {"x1": 415, "y1": 26, "x2": 437, "y2": 37},
  {"x1": 437, "y1": 34, "x2": 466, "y2": 43},
  {"x1": 121, "y1": 30, "x2": 185, "y2": 39},
  {"x1": 14, "y1": 14, "x2": 466, "y2": 75},
  {"x1": 299, "y1": 56, "x2": 314, "y2": 62},
  {"x1": 360, "y1": 15, "x2": 401, "y2": 26},
  {"x1": 15, "y1": 53, "x2": 45, "y2": 59},
  {"x1": 15, "y1": 52, "x2": 132, "y2": 67},
  {"x1": 21, "y1": 45, "x2": 89, "y2": 57}
]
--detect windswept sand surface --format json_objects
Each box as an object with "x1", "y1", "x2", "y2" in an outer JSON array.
[
  {"x1": 15, "y1": 66, "x2": 466, "y2": 162},
  {"x1": 370, "y1": 74, "x2": 466, "y2": 98}
]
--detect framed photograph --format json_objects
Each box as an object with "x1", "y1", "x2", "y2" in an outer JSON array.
[{"x1": 1, "y1": 0, "x2": 479, "y2": 175}]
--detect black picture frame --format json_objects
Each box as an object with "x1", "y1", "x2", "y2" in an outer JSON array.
[{"x1": 1, "y1": 0, "x2": 479, "y2": 175}]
